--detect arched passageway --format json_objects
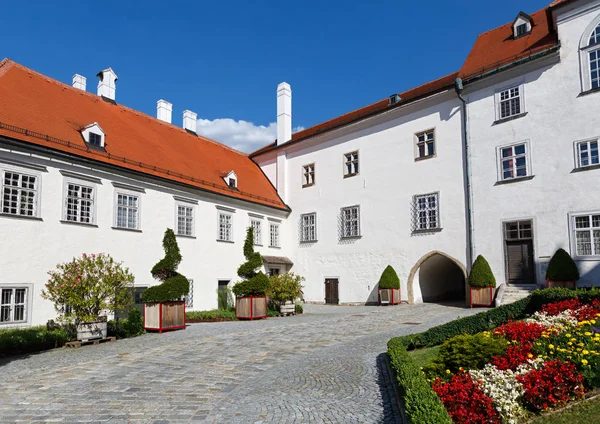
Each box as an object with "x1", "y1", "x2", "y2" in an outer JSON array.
[{"x1": 408, "y1": 251, "x2": 467, "y2": 304}]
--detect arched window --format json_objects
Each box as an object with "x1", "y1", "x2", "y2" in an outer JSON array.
[
  {"x1": 580, "y1": 16, "x2": 600, "y2": 92},
  {"x1": 588, "y1": 24, "x2": 600, "y2": 89}
]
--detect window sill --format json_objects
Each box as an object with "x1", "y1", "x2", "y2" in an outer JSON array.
[
  {"x1": 573, "y1": 256, "x2": 600, "y2": 262},
  {"x1": 343, "y1": 173, "x2": 359, "y2": 179},
  {"x1": 60, "y1": 220, "x2": 98, "y2": 228},
  {"x1": 492, "y1": 112, "x2": 528, "y2": 125},
  {"x1": 300, "y1": 239, "x2": 318, "y2": 244},
  {"x1": 494, "y1": 175, "x2": 535, "y2": 186},
  {"x1": 269, "y1": 245, "x2": 281, "y2": 249},
  {"x1": 176, "y1": 234, "x2": 196, "y2": 239},
  {"x1": 579, "y1": 86, "x2": 600, "y2": 97},
  {"x1": 111, "y1": 226, "x2": 142, "y2": 233},
  {"x1": 571, "y1": 164, "x2": 600, "y2": 173},
  {"x1": 217, "y1": 239, "x2": 234, "y2": 243},
  {"x1": 254, "y1": 243, "x2": 263, "y2": 247},
  {"x1": 302, "y1": 184, "x2": 315, "y2": 188},
  {"x1": 412, "y1": 228, "x2": 443, "y2": 234},
  {"x1": 0, "y1": 214, "x2": 43, "y2": 221},
  {"x1": 341, "y1": 235, "x2": 362, "y2": 240},
  {"x1": 415, "y1": 154, "x2": 436, "y2": 162}
]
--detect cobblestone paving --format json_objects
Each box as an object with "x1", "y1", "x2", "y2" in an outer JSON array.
[{"x1": 0, "y1": 303, "x2": 481, "y2": 423}]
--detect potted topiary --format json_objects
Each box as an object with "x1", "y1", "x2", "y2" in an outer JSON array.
[
  {"x1": 378, "y1": 265, "x2": 401, "y2": 305},
  {"x1": 468, "y1": 255, "x2": 496, "y2": 307},
  {"x1": 141, "y1": 228, "x2": 190, "y2": 332},
  {"x1": 546, "y1": 248, "x2": 580, "y2": 289},
  {"x1": 42, "y1": 253, "x2": 135, "y2": 341},
  {"x1": 268, "y1": 272, "x2": 305, "y2": 315},
  {"x1": 232, "y1": 227, "x2": 270, "y2": 320}
]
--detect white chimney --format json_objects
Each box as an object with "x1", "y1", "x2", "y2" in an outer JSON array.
[
  {"x1": 157, "y1": 100, "x2": 172, "y2": 123},
  {"x1": 97, "y1": 68, "x2": 118, "y2": 100},
  {"x1": 277, "y1": 82, "x2": 292, "y2": 145},
  {"x1": 72, "y1": 74, "x2": 86, "y2": 91},
  {"x1": 183, "y1": 110, "x2": 197, "y2": 133}
]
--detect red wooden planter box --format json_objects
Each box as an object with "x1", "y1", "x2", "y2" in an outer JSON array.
[
  {"x1": 144, "y1": 300, "x2": 186, "y2": 333},
  {"x1": 236, "y1": 296, "x2": 267, "y2": 320},
  {"x1": 547, "y1": 279, "x2": 577, "y2": 289},
  {"x1": 378, "y1": 288, "x2": 401, "y2": 305},
  {"x1": 470, "y1": 286, "x2": 494, "y2": 308}
]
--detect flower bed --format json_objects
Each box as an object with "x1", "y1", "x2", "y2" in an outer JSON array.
[{"x1": 388, "y1": 288, "x2": 600, "y2": 424}]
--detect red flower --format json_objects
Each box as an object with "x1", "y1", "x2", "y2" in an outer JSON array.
[
  {"x1": 491, "y1": 344, "x2": 533, "y2": 370},
  {"x1": 494, "y1": 321, "x2": 546, "y2": 346},
  {"x1": 542, "y1": 298, "x2": 600, "y2": 321}
]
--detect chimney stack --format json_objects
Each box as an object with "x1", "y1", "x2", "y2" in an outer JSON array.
[
  {"x1": 277, "y1": 82, "x2": 292, "y2": 145},
  {"x1": 97, "y1": 68, "x2": 118, "y2": 100},
  {"x1": 157, "y1": 100, "x2": 172, "y2": 123},
  {"x1": 72, "y1": 74, "x2": 86, "y2": 91},
  {"x1": 183, "y1": 110, "x2": 197, "y2": 133}
]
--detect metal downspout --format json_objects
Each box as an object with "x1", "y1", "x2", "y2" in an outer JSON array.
[{"x1": 455, "y1": 78, "x2": 474, "y2": 270}]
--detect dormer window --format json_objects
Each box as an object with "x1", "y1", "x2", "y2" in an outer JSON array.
[
  {"x1": 228, "y1": 178, "x2": 237, "y2": 189},
  {"x1": 512, "y1": 12, "x2": 532, "y2": 39},
  {"x1": 81, "y1": 123, "x2": 105, "y2": 149},
  {"x1": 222, "y1": 171, "x2": 238, "y2": 190}
]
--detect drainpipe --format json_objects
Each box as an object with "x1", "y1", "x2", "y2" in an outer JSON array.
[{"x1": 455, "y1": 78, "x2": 474, "y2": 270}]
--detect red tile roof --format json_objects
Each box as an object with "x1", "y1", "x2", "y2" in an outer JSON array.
[
  {"x1": 0, "y1": 59, "x2": 287, "y2": 211},
  {"x1": 458, "y1": 8, "x2": 558, "y2": 80}
]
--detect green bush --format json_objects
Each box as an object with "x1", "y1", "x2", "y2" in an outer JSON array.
[
  {"x1": 268, "y1": 272, "x2": 305, "y2": 303},
  {"x1": 217, "y1": 286, "x2": 234, "y2": 310},
  {"x1": 295, "y1": 303, "x2": 304, "y2": 314},
  {"x1": 546, "y1": 248, "x2": 580, "y2": 281},
  {"x1": 378, "y1": 265, "x2": 400, "y2": 289},
  {"x1": 142, "y1": 229, "x2": 189, "y2": 303},
  {"x1": 232, "y1": 228, "x2": 270, "y2": 297},
  {"x1": 388, "y1": 338, "x2": 452, "y2": 424},
  {"x1": 186, "y1": 309, "x2": 237, "y2": 321},
  {"x1": 423, "y1": 334, "x2": 506, "y2": 379},
  {"x1": 468, "y1": 255, "x2": 496, "y2": 288},
  {"x1": 0, "y1": 326, "x2": 71, "y2": 357},
  {"x1": 108, "y1": 308, "x2": 144, "y2": 339}
]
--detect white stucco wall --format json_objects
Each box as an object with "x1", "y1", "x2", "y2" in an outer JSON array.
[
  {"x1": 466, "y1": 1, "x2": 600, "y2": 288},
  {"x1": 0, "y1": 148, "x2": 289, "y2": 327},
  {"x1": 255, "y1": 92, "x2": 469, "y2": 305}
]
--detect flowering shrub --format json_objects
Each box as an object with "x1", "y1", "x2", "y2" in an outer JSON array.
[
  {"x1": 268, "y1": 272, "x2": 305, "y2": 303},
  {"x1": 493, "y1": 321, "x2": 546, "y2": 347},
  {"x1": 491, "y1": 345, "x2": 533, "y2": 371},
  {"x1": 41, "y1": 253, "x2": 135, "y2": 324},
  {"x1": 526, "y1": 310, "x2": 577, "y2": 328},
  {"x1": 516, "y1": 360, "x2": 585, "y2": 411},
  {"x1": 433, "y1": 371, "x2": 501, "y2": 424},
  {"x1": 541, "y1": 298, "x2": 600, "y2": 321}
]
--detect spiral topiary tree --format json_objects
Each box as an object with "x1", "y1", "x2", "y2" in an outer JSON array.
[
  {"x1": 232, "y1": 227, "x2": 270, "y2": 297},
  {"x1": 378, "y1": 265, "x2": 400, "y2": 289},
  {"x1": 142, "y1": 228, "x2": 189, "y2": 303},
  {"x1": 546, "y1": 248, "x2": 580, "y2": 282},
  {"x1": 468, "y1": 255, "x2": 496, "y2": 288}
]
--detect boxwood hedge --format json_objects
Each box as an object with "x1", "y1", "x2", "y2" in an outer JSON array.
[{"x1": 378, "y1": 265, "x2": 400, "y2": 290}]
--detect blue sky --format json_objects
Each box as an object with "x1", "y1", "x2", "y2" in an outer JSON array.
[{"x1": 1, "y1": 0, "x2": 551, "y2": 152}]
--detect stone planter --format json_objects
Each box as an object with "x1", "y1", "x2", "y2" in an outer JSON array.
[
  {"x1": 236, "y1": 296, "x2": 267, "y2": 320},
  {"x1": 76, "y1": 320, "x2": 108, "y2": 341},
  {"x1": 546, "y1": 279, "x2": 577, "y2": 289},
  {"x1": 144, "y1": 300, "x2": 186, "y2": 333},
  {"x1": 470, "y1": 286, "x2": 494, "y2": 308},
  {"x1": 378, "y1": 288, "x2": 401, "y2": 305},
  {"x1": 280, "y1": 301, "x2": 295, "y2": 316}
]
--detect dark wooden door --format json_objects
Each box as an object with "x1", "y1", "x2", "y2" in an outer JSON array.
[
  {"x1": 506, "y1": 240, "x2": 534, "y2": 283},
  {"x1": 324, "y1": 279, "x2": 339, "y2": 304}
]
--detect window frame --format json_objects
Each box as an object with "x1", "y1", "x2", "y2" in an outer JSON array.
[
  {"x1": 574, "y1": 138, "x2": 600, "y2": 169},
  {"x1": 302, "y1": 163, "x2": 315, "y2": 188},
  {"x1": 494, "y1": 83, "x2": 526, "y2": 122},
  {"x1": 300, "y1": 212, "x2": 317, "y2": 242},
  {"x1": 340, "y1": 205, "x2": 361, "y2": 239},
  {"x1": 185, "y1": 279, "x2": 194, "y2": 308},
  {"x1": 415, "y1": 129, "x2": 436, "y2": 160},
  {"x1": 0, "y1": 165, "x2": 42, "y2": 218},
  {"x1": 217, "y1": 211, "x2": 233, "y2": 242},
  {"x1": 269, "y1": 222, "x2": 280, "y2": 248},
  {"x1": 343, "y1": 151, "x2": 360, "y2": 178},
  {"x1": 175, "y1": 202, "x2": 195, "y2": 237},
  {"x1": 569, "y1": 211, "x2": 600, "y2": 259},
  {"x1": 0, "y1": 284, "x2": 32, "y2": 327},
  {"x1": 62, "y1": 177, "x2": 96, "y2": 225},
  {"x1": 496, "y1": 140, "x2": 532, "y2": 182},
  {"x1": 412, "y1": 192, "x2": 441, "y2": 232},
  {"x1": 113, "y1": 189, "x2": 141, "y2": 230},
  {"x1": 250, "y1": 218, "x2": 262, "y2": 246}
]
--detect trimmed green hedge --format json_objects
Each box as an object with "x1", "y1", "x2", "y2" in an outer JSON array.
[
  {"x1": 468, "y1": 255, "x2": 496, "y2": 288},
  {"x1": 546, "y1": 248, "x2": 580, "y2": 281},
  {"x1": 388, "y1": 338, "x2": 452, "y2": 424},
  {"x1": 0, "y1": 326, "x2": 72, "y2": 357},
  {"x1": 142, "y1": 274, "x2": 189, "y2": 303},
  {"x1": 108, "y1": 307, "x2": 145, "y2": 339},
  {"x1": 378, "y1": 265, "x2": 400, "y2": 290}
]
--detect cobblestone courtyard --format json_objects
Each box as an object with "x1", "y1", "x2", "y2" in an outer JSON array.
[{"x1": 0, "y1": 303, "x2": 480, "y2": 423}]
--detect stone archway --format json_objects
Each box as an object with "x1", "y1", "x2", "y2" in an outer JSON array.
[{"x1": 407, "y1": 251, "x2": 467, "y2": 304}]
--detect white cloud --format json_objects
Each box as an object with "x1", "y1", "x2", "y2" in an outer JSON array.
[{"x1": 195, "y1": 118, "x2": 304, "y2": 153}]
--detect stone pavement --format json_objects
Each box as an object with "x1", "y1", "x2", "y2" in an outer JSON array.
[{"x1": 0, "y1": 303, "x2": 481, "y2": 423}]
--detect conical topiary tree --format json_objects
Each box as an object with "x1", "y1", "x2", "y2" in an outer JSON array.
[
  {"x1": 378, "y1": 265, "x2": 400, "y2": 289},
  {"x1": 546, "y1": 248, "x2": 580, "y2": 281},
  {"x1": 468, "y1": 255, "x2": 496, "y2": 288},
  {"x1": 232, "y1": 227, "x2": 270, "y2": 297},
  {"x1": 142, "y1": 228, "x2": 189, "y2": 303}
]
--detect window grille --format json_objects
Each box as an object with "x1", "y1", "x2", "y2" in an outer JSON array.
[
  {"x1": 574, "y1": 214, "x2": 600, "y2": 256},
  {"x1": 301, "y1": 213, "x2": 317, "y2": 242},
  {"x1": 219, "y1": 213, "x2": 232, "y2": 241},
  {"x1": 65, "y1": 183, "x2": 94, "y2": 223},
  {"x1": 177, "y1": 205, "x2": 193, "y2": 236},
  {"x1": 116, "y1": 193, "x2": 139, "y2": 229},
  {"x1": 270, "y1": 223, "x2": 280, "y2": 247},
  {"x1": 413, "y1": 193, "x2": 439, "y2": 231},
  {"x1": 341, "y1": 206, "x2": 361, "y2": 238},
  {"x1": 1, "y1": 171, "x2": 37, "y2": 217},
  {"x1": 499, "y1": 87, "x2": 521, "y2": 119}
]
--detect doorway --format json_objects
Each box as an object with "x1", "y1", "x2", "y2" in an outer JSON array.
[
  {"x1": 324, "y1": 278, "x2": 339, "y2": 304},
  {"x1": 504, "y1": 220, "x2": 535, "y2": 284}
]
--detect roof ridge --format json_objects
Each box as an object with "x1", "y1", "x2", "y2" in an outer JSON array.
[
  {"x1": 0, "y1": 58, "x2": 248, "y2": 158},
  {"x1": 474, "y1": 7, "x2": 548, "y2": 38}
]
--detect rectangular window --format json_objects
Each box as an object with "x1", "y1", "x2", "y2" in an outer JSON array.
[
  {"x1": 498, "y1": 86, "x2": 522, "y2": 119},
  {"x1": 185, "y1": 279, "x2": 194, "y2": 308},
  {"x1": 573, "y1": 214, "x2": 600, "y2": 256},
  {"x1": 576, "y1": 140, "x2": 599, "y2": 168},
  {"x1": 1, "y1": 170, "x2": 38, "y2": 217},
  {"x1": 516, "y1": 23, "x2": 528, "y2": 37},
  {"x1": 218, "y1": 213, "x2": 232, "y2": 241},
  {"x1": 177, "y1": 205, "x2": 194, "y2": 236},
  {"x1": 251, "y1": 219, "x2": 262, "y2": 245},
  {"x1": 301, "y1": 213, "x2": 317, "y2": 242},
  {"x1": 65, "y1": 182, "x2": 94, "y2": 223},
  {"x1": 115, "y1": 193, "x2": 139, "y2": 229},
  {"x1": 413, "y1": 193, "x2": 440, "y2": 231},
  {"x1": 341, "y1": 205, "x2": 361, "y2": 238},
  {"x1": 590, "y1": 50, "x2": 600, "y2": 90},
  {"x1": 344, "y1": 151, "x2": 359, "y2": 177},
  {"x1": 504, "y1": 220, "x2": 533, "y2": 240},
  {"x1": 416, "y1": 130, "x2": 435, "y2": 159},
  {"x1": 500, "y1": 143, "x2": 528, "y2": 180},
  {"x1": 0, "y1": 287, "x2": 27, "y2": 323},
  {"x1": 89, "y1": 132, "x2": 102, "y2": 146},
  {"x1": 303, "y1": 164, "x2": 315, "y2": 187},
  {"x1": 270, "y1": 223, "x2": 280, "y2": 247}
]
